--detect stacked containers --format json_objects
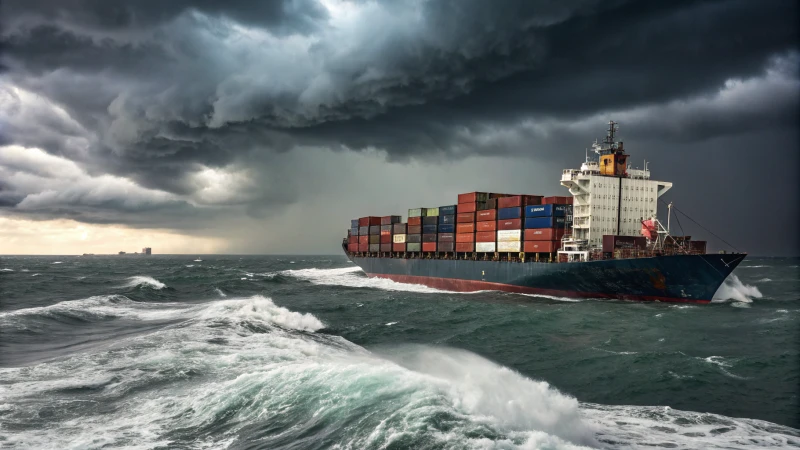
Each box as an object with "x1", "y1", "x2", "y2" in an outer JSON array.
[
  {"x1": 392, "y1": 222, "x2": 407, "y2": 252},
  {"x1": 422, "y1": 211, "x2": 438, "y2": 253},
  {"x1": 380, "y1": 215, "x2": 401, "y2": 253},
  {"x1": 497, "y1": 203, "x2": 522, "y2": 253},
  {"x1": 358, "y1": 216, "x2": 382, "y2": 252},
  {"x1": 348, "y1": 219, "x2": 359, "y2": 252},
  {"x1": 475, "y1": 207, "x2": 497, "y2": 253},
  {"x1": 406, "y1": 208, "x2": 426, "y2": 252},
  {"x1": 457, "y1": 193, "x2": 486, "y2": 252},
  {"x1": 523, "y1": 204, "x2": 569, "y2": 253},
  {"x1": 438, "y1": 205, "x2": 457, "y2": 253}
]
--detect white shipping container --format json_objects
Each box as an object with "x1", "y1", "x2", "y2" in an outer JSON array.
[
  {"x1": 497, "y1": 241, "x2": 522, "y2": 252},
  {"x1": 497, "y1": 230, "x2": 522, "y2": 242},
  {"x1": 408, "y1": 208, "x2": 422, "y2": 217},
  {"x1": 475, "y1": 242, "x2": 496, "y2": 252},
  {"x1": 393, "y1": 234, "x2": 407, "y2": 243}
]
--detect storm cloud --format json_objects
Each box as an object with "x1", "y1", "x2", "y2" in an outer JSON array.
[{"x1": 0, "y1": 0, "x2": 797, "y2": 254}]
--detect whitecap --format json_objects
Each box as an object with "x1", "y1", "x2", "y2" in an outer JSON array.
[
  {"x1": 31, "y1": 273, "x2": 41, "y2": 277},
  {"x1": 712, "y1": 274, "x2": 762, "y2": 304},
  {"x1": 52, "y1": 261, "x2": 63, "y2": 264},
  {"x1": 757, "y1": 278, "x2": 772, "y2": 282},
  {"x1": 738, "y1": 265, "x2": 770, "y2": 268},
  {"x1": 281, "y1": 266, "x2": 453, "y2": 293},
  {"x1": 385, "y1": 322, "x2": 398, "y2": 326},
  {"x1": 214, "y1": 287, "x2": 226, "y2": 298},
  {"x1": 185, "y1": 264, "x2": 195, "y2": 268},
  {"x1": 122, "y1": 276, "x2": 166, "y2": 290},
  {"x1": 0, "y1": 268, "x2": 13, "y2": 272},
  {"x1": 193, "y1": 259, "x2": 202, "y2": 262}
]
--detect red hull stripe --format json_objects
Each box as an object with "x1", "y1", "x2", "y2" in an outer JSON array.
[{"x1": 367, "y1": 273, "x2": 711, "y2": 304}]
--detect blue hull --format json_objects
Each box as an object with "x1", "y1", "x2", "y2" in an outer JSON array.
[{"x1": 345, "y1": 252, "x2": 747, "y2": 303}]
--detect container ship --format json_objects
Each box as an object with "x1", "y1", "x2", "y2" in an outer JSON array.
[{"x1": 342, "y1": 122, "x2": 746, "y2": 303}]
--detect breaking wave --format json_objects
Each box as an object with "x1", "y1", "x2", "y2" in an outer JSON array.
[
  {"x1": 281, "y1": 266, "x2": 453, "y2": 293},
  {"x1": 122, "y1": 275, "x2": 166, "y2": 290},
  {"x1": 712, "y1": 274, "x2": 763, "y2": 303}
]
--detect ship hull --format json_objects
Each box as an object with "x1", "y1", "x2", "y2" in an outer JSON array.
[{"x1": 345, "y1": 253, "x2": 746, "y2": 304}]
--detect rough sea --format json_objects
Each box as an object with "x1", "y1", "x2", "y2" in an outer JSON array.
[{"x1": 0, "y1": 255, "x2": 798, "y2": 449}]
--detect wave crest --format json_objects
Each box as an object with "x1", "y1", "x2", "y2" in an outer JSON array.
[
  {"x1": 122, "y1": 275, "x2": 166, "y2": 290},
  {"x1": 712, "y1": 274, "x2": 762, "y2": 303}
]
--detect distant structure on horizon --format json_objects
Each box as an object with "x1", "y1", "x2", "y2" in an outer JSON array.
[
  {"x1": 142, "y1": 247, "x2": 152, "y2": 255},
  {"x1": 118, "y1": 251, "x2": 126, "y2": 255}
]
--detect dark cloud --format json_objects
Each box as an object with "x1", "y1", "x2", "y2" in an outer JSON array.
[{"x1": 0, "y1": 0, "x2": 797, "y2": 254}]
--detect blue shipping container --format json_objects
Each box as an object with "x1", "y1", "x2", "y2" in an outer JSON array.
[
  {"x1": 439, "y1": 205, "x2": 457, "y2": 216},
  {"x1": 422, "y1": 224, "x2": 438, "y2": 234},
  {"x1": 524, "y1": 216, "x2": 567, "y2": 229},
  {"x1": 524, "y1": 204, "x2": 568, "y2": 217},
  {"x1": 350, "y1": 227, "x2": 359, "y2": 236},
  {"x1": 441, "y1": 214, "x2": 456, "y2": 224},
  {"x1": 350, "y1": 219, "x2": 359, "y2": 228},
  {"x1": 498, "y1": 207, "x2": 522, "y2": 220},
  {"x1": 359, "y1": 226, "x2": 369, "y2": 235},
  {"x1": 438, "y1": 224, "x2": 455, "y2": 233}
]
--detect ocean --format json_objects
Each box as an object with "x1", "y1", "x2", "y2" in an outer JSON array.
[{"x1": 0, "y1": 255, "x2": 798, "y2": 449}]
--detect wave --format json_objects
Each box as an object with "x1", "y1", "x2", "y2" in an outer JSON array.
[
  {"x1": 757, "y1": 278, "x2": 772, "y2": 282},
  {"x1": 1, "y1": 298, "x2": 796, "y2": 449},
  {"x1": 281, "y1": 266, "x2": 453, "y2": 293},
  {"x1": 1, "y1": 268, "x2": 13, "y2": 272},
  {"x1": 122, "y1": 275, "x2": 166, "y2": 290},
  {"x1": 712, "y1": 274, "x2": 762, "y2": 303},
  {"x1": 738, "y1": 265, "x2": 770, "y2": 268},
  {"x1": 52, "y1": 261, "x2": 63, "y2": 264}
]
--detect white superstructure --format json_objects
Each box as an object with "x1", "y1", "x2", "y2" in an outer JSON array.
[{"x1": 559, "y1": 121, "x2": 672, "y2": 250}]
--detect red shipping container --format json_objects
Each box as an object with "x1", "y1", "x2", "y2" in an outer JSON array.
[
  {"x1": 358, "y1": 235, "x2": 369, "y2": 245},
  {"x1": 408, "y1": 216, "x2": 422, "y2": 226},
  {"x1": 349, "y1": 236, "x2": 358, "y2": 244},
  {"x1": 456, "y1": 243, "x2": 475, "y2": 252},
  {"x1": 524, "y1": 241, "x2": 558, "y2": 253},
  {"x1": 456, "y1": 233, "x2": 475, "y2": 243},
  {"x1": 380, "y1": 243, "x2": 392, "y2": 252},
  {"x1": 380, "y1": 229, "x2": 392, "y2": 236},
  {"x1": 524, "y1": 228, "x2": 566, "y2": 241},
  {"x1": 358, "y1": 216, "x2": 382, "y2": 226},
  {"x1": 380, "y1": 235, "x2": 392, "y2": 244},
  {"x1": 542, "y1": 196, "x2": 570, "y2": 205},
  {"x1": 422, "y1": 242, "x2": 437, "y2": 252},
  {"x1": 476, "y1": 221, "x2": 497, "y2": 232},
  {"x1": 565, "y1": 197, "x2": 573, "y2": 205},
  {"x1": 408, "y1": 225, "x2": 422, "y2": 234},
  {"x1": 380, "y1": 215, "x2": 401, "y2": 225},
  {"x1": 457, "y1": 212, "x2": 475, "y2": 223},
  {"x1": 347, "y1": 243, "x2": 358, "y2": 252},
  {"x1": 488, "y1": 193, "x2": 512, "y2": 199},
  {"x1": 498, "y1": 195, "x2": 543, "y2": 208},
  {"x1": 458, "y1": 202, "x2": 477, "y2": 213},
  {"x1": 497, "y1": 219, "x2": 522, "y2": 230},
  {"x1": 456, "y1": 223, "x2": 475, "y2": 233},
  {"x1": 476, "y1": 231, "x2": 495, "y2": 242},
  {"x1": 358, "y1": 243, "x2": 369, "y2": 252},
  {"x1": 458, "y1": 192, "x2": 487, "y2": 204},
  {"x1": 392, "y1": 243, "x2": 406, "y2": 252},
  {"x1": 476, "y1": 209, "x2": 497, "y2": 221}
]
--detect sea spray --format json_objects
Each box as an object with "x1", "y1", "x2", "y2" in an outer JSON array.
[{"x1": 712, "y1": 274, "x2": 763, "y2": 303}]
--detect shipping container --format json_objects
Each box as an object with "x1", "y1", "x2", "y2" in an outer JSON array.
[
  {"x1": 488, "y1": 193, "x2": 512, "y2": 199},
  {"x1": 689, "y1": 240, "x2": 707, "y2": 253},
  {"x1": 358, "y1": 235, "x2": 369, "y2": 245},
  {"x1": 407, "y1": 234, "x2": 422, "y2": 243},
  {"x1": 437, "y1": 233, "x2": 455, "y2": 242},
  {"x1": 524, "y1": 228, "x2": 566, "y2": 241},
  {"x1": 358, "y1": 216, "x2": 378, "y2": 227},
  {"x1": 380, "y1": 235, "x2": 392, "y2": 244},
  {"x1": 408, "y1": 216, "x2": 422, "y2": 226},
  {"x1": 359, "y1": 226, "x2": 369, "y2": 236},
  {"x1": 524, "y1": 204, "x2": 568, "y2": 217},
  {"x1": 393, "y1": 234, "x2": 407, "y2": 243},
  {"x1": 369, "y1": 235, "x2": 380, "y2": 244},
  {"x1": 423, "y1": 233, "x2": 438, "y2": 243},
  {"x1": 456, "y1": 233, "x2": 475, "y2": 243},
  {"x1": 425, "y1": 207, "x2": 440, "y2": 217},
  {"x1": 380, "y1": 243, "x2": 392, "y2": 252},
  {"x1": 369, "y1": 225, "x2": 381, "y2": 235},
  {"x1": 422, "y1": 224, "x2": 438, "y2": 234},
  {"x1": 393, "y1": 223, "x2": 407, "y2": 234},
  {"x1": 439, "y1": 205, "x2": 457, "y2": 216},
  {"x1": 358, "y1": 243, "x2": 369, "y2": 252},
  {"x1": 497, "y1": 230, "x2": 522, "y2": 242},
  {"x1": 350, "y1": 219, "x2": 359, "y2": 228},
  {"x1": 476, "y1": 242, "x2": 496, "y2": 252},
  {"x1": 524, "y1": 241, "x2": 558, "y2": 253},
  {"x1": 476, "y1": 231, "x2": 495, "y2": 242},
  {"x1": 349, "y1": 235, "x2": 359, "y2": 244},
  {"x1": 457, "y1": 202, "x2": 477, "y2": 213},
  {"x1": 498, "y1": 219, "x2": 523, "y2": 230},
  {"x1": 542, "y1": 196, "x2": 570, "y2": 205},
  {"x1": 497, "y1": 241, "x2": 521, "y2": 252},
  {"x1": 380, "y1": 225, "x2": 392, "y2": 233},
  {"x1": 456, "y1": 222, "x2": 476, "y2": 233},
  {"x1": 408, "y1": 208, "x2": 431, "y2": 218},
  {"x1": 498, "y1": 207, "x2": 522, "y2": 220},
  {"x1": 406, "y1": 243, "x2": 422, "y2": 252},
  {"x1": 476, "y1": 220, "x2": 497, "y2": 232},
  {"x1": 602, "y1": 235, "x2": 647, "y2": 253},
  {"x1": 350, "y1": 227, "x2": 359, "y2": 236},
  {"x1": 455, "y1": 242, "x2": 474, "y2": 252},
  {"x1": 408, "y1": 225, "x2": 422, "y2": 234},
  {"x1": 438, "y1": 224, "x2": 455, "y2": 233},
  {"x1": 458, "y1": 192, "x2": 488, "y2": 204},
  {"x1": 422, "y1": 242, "x2": 437, "y2": 252},
  {"x1": 392, "y1": 243, "x2": 406, "y2": 252},
  {"x1": 347, "y1": 243, "x2": 358, "y2": 252},
  {"x1": 457, "y1": 212, "x2": 475, "y2": 223},
  {"x1": 380, "y1": 215, "x2": 402, "y2": 225},
  {"x1": 369, "y1": 244, "x2": 380, "y2": 252},
  {"x1": 440, "y1": 214, "x2": 456, "y2": 224},
  {"x1": 476, "y1": 209, "x2": 497, "y2": 222},
  {"x1": 524, "y1": 216, "x2": 567, "y2": 229},
  {"x1": 485, "y1": 198, "x2": 497, "y2": 210},
  {"x1": 497, "y1": 195, "x2": 543, "y2": 208},
  {"x1": 438, "y1": 242, "x2": 455, "y2": 252},
  {"x1": 422, "y1": 216, "x2": 439, "y2": 225}
]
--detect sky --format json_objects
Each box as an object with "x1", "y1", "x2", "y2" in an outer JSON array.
[{"x1": 0, "y1": 0, "x2": 798, "y2": 256}]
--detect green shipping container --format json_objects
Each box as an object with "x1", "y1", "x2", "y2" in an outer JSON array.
[
  {"x1": 425, "y1": 207, "x2": 439, "y2": 216},
  {"x1": 406, "y1": 243, "x2": 422, "y2": 252}
]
